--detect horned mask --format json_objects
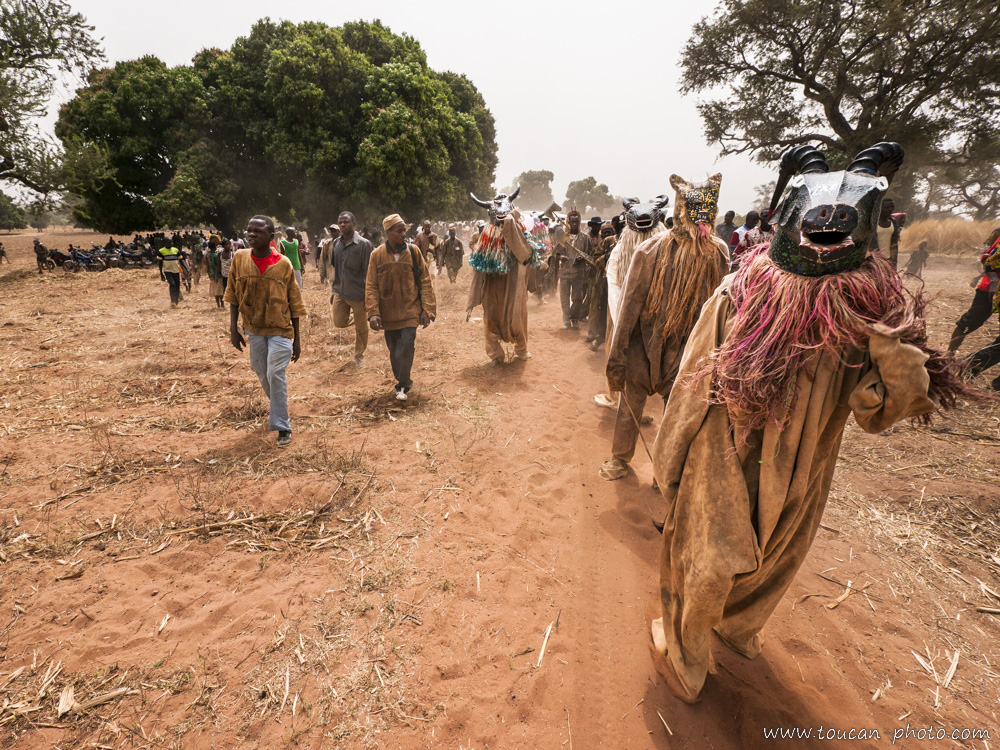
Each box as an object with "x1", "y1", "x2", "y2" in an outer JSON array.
[
  {"x1": 470, "y1": 186, "x2": 520, "y2": 227},
  {"x1": 622, "y1": 195, "x2": 670, "y2": 232},
  {"x1": 766, "y1": 143, "x2": 904, "y2": 276}
]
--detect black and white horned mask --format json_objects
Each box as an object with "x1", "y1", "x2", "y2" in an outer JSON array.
[{"x1": 471, "y1": 186, "x2": 521, "y2": 226}]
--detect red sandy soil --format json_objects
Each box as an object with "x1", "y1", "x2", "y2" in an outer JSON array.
[{"x1": 0, "y1": 230, "x2": 998, "y2": 749}]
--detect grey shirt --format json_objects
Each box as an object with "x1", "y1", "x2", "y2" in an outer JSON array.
[{"x1": 331, "y1": 234, "x2": 374, "y2": 302}]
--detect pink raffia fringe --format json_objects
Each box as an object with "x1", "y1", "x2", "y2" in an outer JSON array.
[{"x1": 693, "y1": 244, "x2": 975, "y2": 444}]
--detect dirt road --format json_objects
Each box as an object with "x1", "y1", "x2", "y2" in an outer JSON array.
[{"x1": 0, "y1": 233, "x2": 997, "y2": 748}]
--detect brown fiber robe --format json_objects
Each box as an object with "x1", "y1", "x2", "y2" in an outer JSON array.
[
  {"x1": 650, "y1": 278, "x2": 937, "y2": 701},
  {"x1": 467, "y1": 215, "x2": 532, "y2": 359},
  {"x1": 605, "y1": 234, "x2": 729, "y2": 462}
]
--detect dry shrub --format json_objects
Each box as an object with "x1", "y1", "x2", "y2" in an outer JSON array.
[
  {"x1": 901, "y1": 218, "x2": 997, "y2": 256},
  {"x1": 214, "y1": 383, "x2": 268, "y2": 426},
  {"x1": 0, "y1": 268, "x2": 35, "y2": 286}
]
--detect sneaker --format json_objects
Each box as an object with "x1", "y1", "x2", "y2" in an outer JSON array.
[
  {"x1": 396, "y1": 390, "x2": 408, "y2": 401},
  {"x1": 276, "y1": 430, "x2": 292, "y2": 448},
  {"x1": 515, "y1": 351, "x2": 532, "y2": 361}
]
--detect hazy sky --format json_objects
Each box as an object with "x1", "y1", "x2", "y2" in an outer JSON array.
[{"x1": 56, "y1": 0, "x2": 766, "y2": 215}]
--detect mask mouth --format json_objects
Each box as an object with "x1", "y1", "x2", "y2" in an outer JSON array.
[
  {"x1": 799, "y1": 231, "x2": 856, "y2": 263},
  {"x1": 800, "y1": 230, "x2": 853, "y2": 252},
  {"x1": 631, "y1": 215, "x2": 654, "y2": 229}
]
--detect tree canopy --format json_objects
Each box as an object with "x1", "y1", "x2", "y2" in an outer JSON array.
[
  {"x1": 565, "y1": 177, "x2": 618, "y2": 218},
  {"x1": 921, "y1": 133, "x2": 1000, "y2": 221},
  {"x1": 681, "y1": 0, "x2": 1000, "y2": 216},
  {"x1": 0, "y1": 192, "x2": 26, "y2": 231},
  {"x1": 57, "y1": 19, "x2": 498, "y2": 234},
  {"x1": 0, "y1": 0, "x2": 103, "y2": 195},
  {"x1": 503, "y1": 170, "x2": 555, "y2": 211}
]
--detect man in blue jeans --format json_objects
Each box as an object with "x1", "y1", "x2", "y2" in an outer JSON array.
[{"x1": 224, "y1": 215, "x2": 307, "y2": 447}]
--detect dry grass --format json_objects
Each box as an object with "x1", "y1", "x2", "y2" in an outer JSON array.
[
  {"x1": 901, "y1": 218, "x2": 997, "y2": 256},
  {"x1": 0, "y1": 442, "x2": 439, "y2": 747},
  {"x1": 0, "y1": 268, "x2": 35, "y2": 286},
  {"x1": 0, "y1": 655, "x2": 210, "y2": 742},
  {"x1": 826, "y1": 486, "x2": 1000, "y2": 699}
]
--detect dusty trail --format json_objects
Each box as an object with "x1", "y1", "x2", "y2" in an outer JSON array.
[
  {"x1": 405, "y1": 288, "x2": 833, "y2": 750},
  {"x1": 410, "y1": 264, "x2": 998, "y2": 750}
]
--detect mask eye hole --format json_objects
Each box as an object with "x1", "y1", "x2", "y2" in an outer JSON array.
[{"x1": 839, "y1": 211, "x2": 848, "y2": 221}]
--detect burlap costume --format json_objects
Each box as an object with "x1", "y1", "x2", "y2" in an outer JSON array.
[
  {"x1": 602, "y1": 175, "x2": 728, "y2": 478},
  {"x1": 648, "y1": 143, "x2": 969, "y2": 703},
  {"x1": 467, "y1": 214, "x2": 534, "y2": 361},
  {"x1": 649, "y1": 277, "x2": 936, "y2": 701}
]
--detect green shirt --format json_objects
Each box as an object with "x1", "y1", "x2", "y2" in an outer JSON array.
[{"x1": 279, "y1": 238, "x2": 301, "y2": 270}]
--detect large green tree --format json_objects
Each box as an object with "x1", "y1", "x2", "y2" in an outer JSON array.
[
  {"x1": 58, "y1": 19, "x2": 497, "y2": 234},
  {"x1": 565, "y1": 177, "x2": 618, "y2": 217},
  {"x1": 0, "y1": 192, "x2": 26, "y2": 230},
  {"x1": 0, "y1": 0, "x2": 102, "y2": 194},
  {"x1": 504, "y1": 170, "x2": 555, "y2": 211},
  {"x1": 681, "y1": 0, "x2": 1000, "y2": 212},
  {"x1": 58, "y1": 56, "x2": 209, "y2": 231}
]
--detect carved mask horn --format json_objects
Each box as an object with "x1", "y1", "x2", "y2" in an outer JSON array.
[
  {"x1": 654, "y1": 194, "x2": 670, "y2": 210},
  {"x1": 767, "y1": 145, "x2": 831, "y2": 219},
  {"x1": 622, "y1": 197, "x2": 639, "y2": 210},
  {"x1": 470, "y1": 192, "x2": 492, "y2": 209},
  {"x1": 508, "y1": 184, "x2": 521, "y2": 201},
  {"x1": 847, "y1": 142, "x2": 905, "y2": 185}
]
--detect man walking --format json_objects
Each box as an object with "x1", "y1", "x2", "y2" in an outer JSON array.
[
  {"x1": 318, "y1": 224, "x2": 340, "y2": 285},
  {"x1": 225, "y1": 215, "x2": 306, "y2": 448},
  {"x1": 440, "y1": 224, "x2": 464, "y2": 283},
  {"x1": 949, "y1": 226, "x2": 1000, "y2": 353},
  {"x1": 329, "y1": 212, "x2": 374, "y2": 365},
  {"x1": 415, "y1": 220, "x2": 441, "y2": 275},
  {"x1": 556, "y1": 209, "x2": 592, "y2": 328},
  {"x1": 586, "y1": 221, "x2": 616, "y2": 350},
  {"x1": 158, "y1": 239, "x2": 183, "y2": 307},
  {"x1": 279, "y1": 227, "x2": 303, "y2": 288},
  {"x1": 366, "y1": 214, "x2": 436, "y2": 400}
]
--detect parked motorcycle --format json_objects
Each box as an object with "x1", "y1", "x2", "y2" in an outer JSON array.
[
  {"x1": 45, "y1": 248, "x2": 77, "y2": 272},
  {"x1": 70, "y1": 249, "x2": 107, "y2": 272}
]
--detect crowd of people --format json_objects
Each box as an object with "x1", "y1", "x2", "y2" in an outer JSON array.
[{"x1": 195, "y1": 189, "x2": 1000, "y2": 460}]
